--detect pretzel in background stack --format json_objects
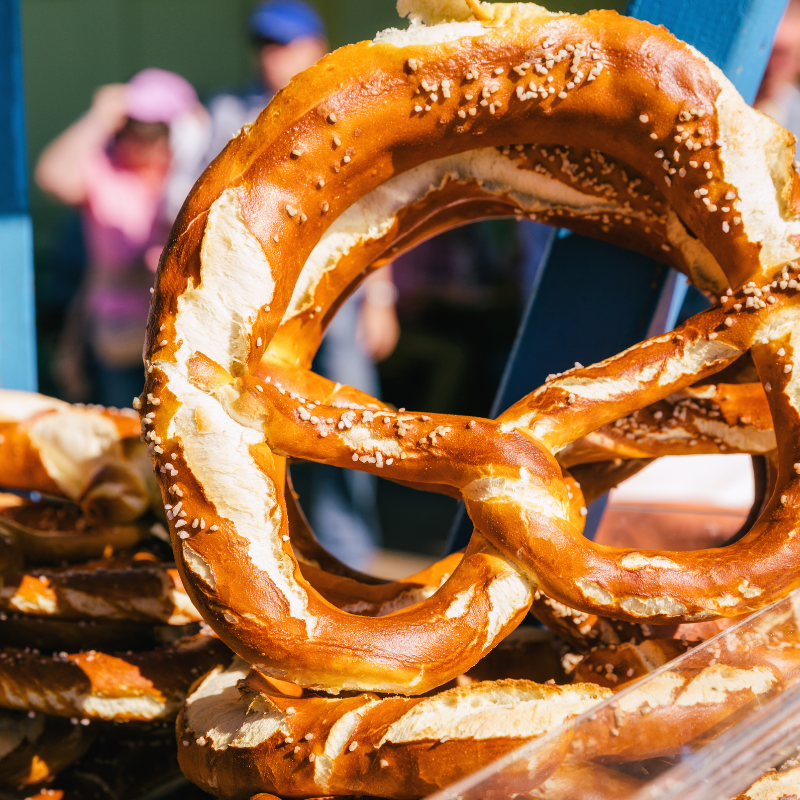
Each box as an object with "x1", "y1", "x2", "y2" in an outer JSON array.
[{"x1": 0, "y1": 391, "x2": 231, "y2": 796}]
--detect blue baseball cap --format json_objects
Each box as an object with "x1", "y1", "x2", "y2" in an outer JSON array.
[{"x1": 249, "y1": 1, "x2": 327, "y2": 44}]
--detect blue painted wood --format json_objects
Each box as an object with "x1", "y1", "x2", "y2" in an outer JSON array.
[
  {"x1": 627, "y1": 0, "x2": 788, "y2": 105},
  {"x1": 446, "y1": 236, "x2": 667, "y2": 552},
  {"x1": 0, "y1": 0, "x2": 28, "y2": 214},
  {"x1": 0, "y1": 0, "x2": 37, "y2": 390},
  {"x1": 0, "y1": 215, "x2": 37, "y2": 391},
  {"x1": 446, "y1": 0, "x2": 786, "y2": 554}
]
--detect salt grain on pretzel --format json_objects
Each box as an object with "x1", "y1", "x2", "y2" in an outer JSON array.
[
  {"x1": 558, "y1": 382, "x2": 776, "y2": 466},
  {"x1": 570, "y1": 633, "x2": 800, "y2": 762}
]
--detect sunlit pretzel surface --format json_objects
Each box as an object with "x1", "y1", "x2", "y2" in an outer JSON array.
[
  {"x1": 177, "y1": 622, "x2": 800, "y2": 798},
  {"x1": 0, "y1": 391, "x2": 158, "y2": 525},
  {"x1": 143, "y1": 0, "x2": 800, "y2": 696}
]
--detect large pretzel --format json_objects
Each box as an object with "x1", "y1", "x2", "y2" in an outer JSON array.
[{"x1": 143, "y1": 0, "x2": 800, "y2": 695}]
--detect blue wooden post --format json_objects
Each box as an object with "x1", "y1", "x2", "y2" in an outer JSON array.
[
  {"x1": 446, "y1": 0, "x2": 788, "y2": 553},
  {"x1": 627, "y1": 0, "x2": 788, "y2": 106},
  {"x1": 0, "y1": 0, "x2": 37, "y2": 391}
]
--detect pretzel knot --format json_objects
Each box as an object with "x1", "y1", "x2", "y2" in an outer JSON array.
[{"x1": 143, "y1": 0, "x2": 800, "y2": 694}]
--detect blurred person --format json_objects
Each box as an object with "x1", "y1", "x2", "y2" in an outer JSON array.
[
  {"x1": 207, "y1": 0, "x2": 398, "y2": 569},
  {"x1": 756, "y1": 0, "x2": 800, "y2": 136},
  {"x1": 204, "y1": 0, "x2": 327, "y2": 161},
  {"x1": 36, "y1": 69, "x2": 207, "y2": 408}
]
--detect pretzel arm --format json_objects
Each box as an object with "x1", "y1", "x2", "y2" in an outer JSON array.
[
  {"x1": 0, "y1": 557, "x2": 201, "y2": 625},
  {"x1": 566, "y1": 459, "x2": 654, "y2": 505},
  {"x1": 177, "y1": 286, "x2": 800, "y2": 645},
  {"x1": 500, "y1": 275, "x2": 796, "y2": 456},
  {"x1": 265, "y1": 138, "x2": 731, "y2": 373},
  {"x1": 488, "y1": 310, "x2": 800, "y2": 623},
  {"x1": 177, "y1": 658, "x2": 605, "y2": 799},
  {"x1": 0, "y1": 635, "x2": 231, "y2": 722},
  {"x1": 177, "y1": 633, "x2": 800, "y2": 798},
  {"x1": 558, "y1": 382, "x2": 775, "y2": 467}
]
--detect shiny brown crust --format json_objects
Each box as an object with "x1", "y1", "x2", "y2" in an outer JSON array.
[
  {"x1": 733, "y1": 764, "x2": 800, "y2": 800},
  {"x1": 558, "y1": 382, "x2": 775, "y2": 466},
  {"x1": 0, "y1": 391, "x2": 150, "y2": 521},
  {"x1": 143, "y1": 0, "x2": 800, "y2": 698},
  {"x1": 0, "y1": 710, "x2": 95, "y2": 788},
  {"x1": 0, "y1": 500, "x2": 149, "y2": 565},
  {"x1": 0, "y1": 634, "x2": 231, "y2": 722},
  {"x1": 177, "y1": 634, "x2": 800, "y2": 798},
  {"x1": 0, "y1": 554, "x2": 201, "y2": 625},
  {"x1": 573, "y1": 639, "x2": 800, "y2": 763},
  {"x1": 176, "y1": 658, "x2": 604, "y2": 799}
]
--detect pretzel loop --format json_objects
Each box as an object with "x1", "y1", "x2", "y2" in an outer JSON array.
[{"x1": 144, "y1": 2, "x2": 800, "y2": 693}]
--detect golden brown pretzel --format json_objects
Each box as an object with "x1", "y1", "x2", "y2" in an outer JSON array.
[
  {"x1": 176, "y1": 657, "x2": 606, "y2": 799},
  {"x1": 0, "y1": 710, "x2": 95, "y2": 789},
  {"x1": 0, "y1": 634, "x2": 230, "y2": 723},
  {"x1": 0, "y1": 390, "x2": 157, "y2": 525},
  {"x1": 143, "y1": 0, "x2": 800, "y2": 695},
  {"x1": 0, "y1": 553, "x2": 201, "y2": 626}
]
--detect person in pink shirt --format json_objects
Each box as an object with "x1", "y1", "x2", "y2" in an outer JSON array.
[{"x1": 36, "y1": 68, "x2": 206, "y2": 407}]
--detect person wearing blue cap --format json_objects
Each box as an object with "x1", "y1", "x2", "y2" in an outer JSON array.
[
  {"x1": 204, "y1": 2, "x2": 400, "y2": 572},
  {"x1": 204, "y1": 0, "x2": 328, "y2": 161}
]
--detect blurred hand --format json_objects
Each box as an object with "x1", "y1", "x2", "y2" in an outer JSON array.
[
  {"x1": 358, "y1": 296, "x2": 400, "y2": 362},
  {"x1": 88, "y1": 83, "x2": 129, "y2": 132},
  {"x1": 35, "y1": 82, "x2": 129, "y2": 206}
]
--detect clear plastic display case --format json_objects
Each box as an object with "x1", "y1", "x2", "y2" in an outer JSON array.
[{"x1": 428, "y1": 589, "x2": 800, "y2": 800}]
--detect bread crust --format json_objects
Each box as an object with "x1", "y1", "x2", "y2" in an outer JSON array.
[
  {"x1": 0, "y1": 634, "x2": 231, "y2": 722},
  {"x1": 0, "y1": 391, "x2": 151, "y2": 525},
  {"x1": 733, "y1": 764, "x2": 800, "y2": 800},
  {"x1": 0, "y1": 709, "x2": 95, "y2": 788},
  {"x1": 0, "y1": 554, "x2": 201, "y2": 625},
  {"x1": 176, "y1": 659, "x2": 603, "y2": 798},
  {"x1": 176, "y1": 633, "x2": 800, "y2": 798},
  {"x1": 0, "y1": 500, "x2": 149, "y2": 565}
]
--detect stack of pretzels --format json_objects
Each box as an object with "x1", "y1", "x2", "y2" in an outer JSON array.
[
  {"x1": 0, "y1": 392, "x2": 231, "y2": 795},
  {"x1": 10, "y1": 0, "x2": 800, "y2": 796}
]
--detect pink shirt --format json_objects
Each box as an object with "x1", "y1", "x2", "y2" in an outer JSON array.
[{"x1": 81, "y1": 151, "x2": 169, "y2": 321}]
